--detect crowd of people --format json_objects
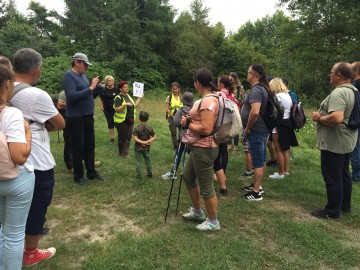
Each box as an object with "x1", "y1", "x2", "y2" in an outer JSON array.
[{"x1": 0, "y1": 46, "x2": 359, "y2": 268}]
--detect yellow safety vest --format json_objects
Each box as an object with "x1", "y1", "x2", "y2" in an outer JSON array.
[
  {"x1": 113, "y1": 94, "x2": 136, "y2": 124},
  {"x1": 169, "y1": 94, "x2": 182, "y2": 115}
]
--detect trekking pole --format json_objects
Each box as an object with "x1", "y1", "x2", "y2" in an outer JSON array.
[
  {"x1": 175, "y1": 144, "x2": 188, "y2": 217},
  {"x1": 57, "y1": 130, "x2": 60, "y2": 143},
  {"x1": 164, "y1": 141, "x2": 182, "y2": 223}
]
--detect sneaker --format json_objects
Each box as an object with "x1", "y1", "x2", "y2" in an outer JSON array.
[
  {"x1": 74, "y1": 177, "x2": 88, "y2": 186},
  {"x1": 162, "y1": 172, "x2": 177, "y2": 180},
  {"x1": 243, "y1": 183, "x2": 264, "y2": 194},
  {"x1": 196, "y1": 218, "x2": 220, "y2": 231},
  {"x1": 269, "y1": 173, "x2": 285, "y2": 179},
  {"x1": 182, "y1": 207, "x2": 206, "y2": 222},
  {"x1": 147, "y1": 174, "x2": 153, "y2": 178},
  {"x1": 109, "y1": 139, "x2": 114, "y2": 144},
  {"x1": 311, "y1": 209, "x2": 340, "y2": 221},
  {"x1": 23, "y1": 247, "x2": 56, "y2": 266},
  {"x1": 243, "y1": 190, "x2": 263, "y2": 201},
  {"x1": 241, "y1": 169, "x2": 254, "y2": 178}
]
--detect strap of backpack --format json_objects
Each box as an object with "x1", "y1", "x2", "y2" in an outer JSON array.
[{"x1": 10, "y1": 83, "x2": 32, "y2": 103}]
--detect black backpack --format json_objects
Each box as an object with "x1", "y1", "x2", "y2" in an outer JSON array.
[
  {"x1": 261, "y1": 86, "x2": 284, "y2": 130},
  {"x1": 346, "y1": 86, "x2": 360, "y2": 129},
  {"x1": 290, "y1": 96, "x2": 306, "y2": 130}
]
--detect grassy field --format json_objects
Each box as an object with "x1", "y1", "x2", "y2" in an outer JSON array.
[{"x1": 34, "y1": 91, "x2": 360, "y2": 270}]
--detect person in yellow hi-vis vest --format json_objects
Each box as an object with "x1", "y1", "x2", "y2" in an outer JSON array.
[
  {"x1": 113, "y1": 80, "x2": 142, "y2": 158},
  {"x1": 165, "y1": 82, "x2": 183, "y2": 150}
]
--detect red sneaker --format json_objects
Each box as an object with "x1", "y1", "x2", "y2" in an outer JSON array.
[{"x1": 23, "y1": 247, "x2": 56, "y2": 266}]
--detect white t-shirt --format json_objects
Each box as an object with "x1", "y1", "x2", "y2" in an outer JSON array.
[
  {"x1": 0, "y1": 107, "x2": 33, "y2": 171},
  {"x1": 276, "y1": 92, "x2": 292, "y2": 119},
  {"x1": 11, "y1": 83, "x2": 59, "y2": 170}
]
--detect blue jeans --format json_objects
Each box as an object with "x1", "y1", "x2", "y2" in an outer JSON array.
[
  {"x1": 246, "y1": 131, "x2": 269, "y2": 168},
  {"x1": 0, "y1": 168, "x2": 35, "y2": 270},
  {"x1": 350, "y1": 131, "x2": 360, "y2": 181}
]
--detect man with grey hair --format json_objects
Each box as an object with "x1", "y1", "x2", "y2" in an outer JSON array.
[
  {"x1": 311, "y1": 62, "x2": 358, "y2": 220},
  {"x1": 62, "y1": 53, "x2": 104, "y2": 186},
  {"x1": 11, "y1": 48, "x2": 65, "y2": 266}
]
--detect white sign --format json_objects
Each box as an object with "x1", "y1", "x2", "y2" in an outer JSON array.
[{"x1": 133, "y1": 82, "x2": 144, "y2": 98}]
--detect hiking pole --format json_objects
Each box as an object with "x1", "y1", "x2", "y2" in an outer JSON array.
[
  {"x1": 164, "y1": 141, "x2": 183, "y2": 223},
  {"x1": 175, "y1": 144, "x2": 188, "y2": 217},
  {"x1": 57, "y1": 130, "x2": 60, "y2": 143}
]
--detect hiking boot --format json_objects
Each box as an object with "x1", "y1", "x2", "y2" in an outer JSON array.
[
  {"x1": 74, "y1": 177, "x2": 88, "y2": 186},
  {"x1": 241, "y1": 169, "x2": 254, "y2": 178},
  {"x1": 23, "y1": 247, "x2": 56, "y2": 266},
  {"x1": 196, "y1": 218, "x2": 220, "y2": 231},
  {"x1": 243, "y1": 183, "x2": 264, "y2": 194},
  {"x1": 182, "y1": 207, "x2": 206, "y2": 222},
  {"x1": 311, "y1": 209, "x2": 340, "y2": 221},
  {"x1": 243, "y1": 190, "x2": 263, "y2": 201},
  {"x1": 266, "y1": 160, "x2": 277, "y2": 167}
]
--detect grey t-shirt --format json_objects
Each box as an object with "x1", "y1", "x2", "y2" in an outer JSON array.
[{"x1": 240, "y1": 84, "x2": 269, "y2": 133}]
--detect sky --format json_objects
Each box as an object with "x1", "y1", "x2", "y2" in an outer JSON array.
[{"x1": 16, "y1": 0, "x2": 287, "y2": 33}]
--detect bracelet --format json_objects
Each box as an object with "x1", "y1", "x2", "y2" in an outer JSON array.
[{"x1": 317, "y1": 115, "x2": 322, "y2": 123}]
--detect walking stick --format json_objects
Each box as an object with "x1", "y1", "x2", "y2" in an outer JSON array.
[
  {"x1": 175, "y1": 145, "x2": 188, "y2": 217},
  {"x1": 164, "y1": 142, "x2": 183, "y2": 223}
]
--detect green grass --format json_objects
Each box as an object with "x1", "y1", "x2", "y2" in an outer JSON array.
[{"x1": 35, "y1": 92, "x2": 360, "y2": 270}]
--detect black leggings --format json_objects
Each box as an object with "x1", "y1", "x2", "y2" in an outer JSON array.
[{"x1": 213, "y1": 143, "x2": 228, "y2": 172}]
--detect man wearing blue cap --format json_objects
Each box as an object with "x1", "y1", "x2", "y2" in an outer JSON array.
[{"x1": 62, "y1": 53, "x2": 104, "y2": 186}]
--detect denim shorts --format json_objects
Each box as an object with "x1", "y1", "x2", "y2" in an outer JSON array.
[{"x1": 246, "y1": 131, "x2": 269, "y2": 168}]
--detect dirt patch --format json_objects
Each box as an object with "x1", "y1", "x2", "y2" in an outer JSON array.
[
  {"x1": 46, "y1": 204, "x2": 145, "y2": 244},
  {"x1": 264, "y1": 200, "x2": 314, "y2": 222}
]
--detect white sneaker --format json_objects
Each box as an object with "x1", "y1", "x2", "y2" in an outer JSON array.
[
  {"x1": 162, "y1": 171, "x2": 177, "y2": 180},
  {"x1": 182, "y1": 207, "x2": 206, "y2": 222},
  {"x1": 196, "y1": 218, "x2": 220, "y2": 231},
  {"x1": 269, "y1": 173, "x2": 284, "y2": 179}
]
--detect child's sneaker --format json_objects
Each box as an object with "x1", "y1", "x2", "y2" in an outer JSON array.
[
  {"x1": 23, "y1": 247, "x2": 56, "y2": 266},
  {"x1": 243, "y1": 190, "x2": 263, "y2": 201},
  {"x1": 196, "y1": 218, "x2": 220, "y2": 231},
  {"x1": 182, "y1": 207, "x2": 206, "y2": 222},
  {"x1": 243, "y1": 183, "x2": 264, "y2": 194}
]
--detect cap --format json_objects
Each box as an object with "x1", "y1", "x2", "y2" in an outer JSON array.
[
  {"x1": 72, "y1": 53, "x2": 92, "y2": 66},
  {"x1": 181, "y1": 92, "x2": 194, "y2": 106}
]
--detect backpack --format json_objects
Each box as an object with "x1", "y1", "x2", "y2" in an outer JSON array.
[
  {"x1": 290, "y1": 96, "x2": 306, "y2": 130},
  {"x1": 261, "y1": 86, "x2": 284, "y2": 130},
  {"x1": 346, "y1": 86, "x2": 360, "y2": 129},
  {"x1": 0, "y1": 106, "x2": 20, "y2": 180},
  {"x1": 199, "y1": 94, "x2": 243, "y2": 144}
]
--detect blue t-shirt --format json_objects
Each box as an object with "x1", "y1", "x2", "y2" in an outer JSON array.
[{"x1": 62, "y1": 70, "x2": 95, "y2": 117}]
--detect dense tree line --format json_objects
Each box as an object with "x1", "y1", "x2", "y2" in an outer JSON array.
[{"x1": 0, "y1": 0, "x2": 359, "y2": 104}]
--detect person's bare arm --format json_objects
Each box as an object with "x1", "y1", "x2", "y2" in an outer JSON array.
[
  {"x1": 8, "y1": 120, "x2": 31, "y2": 165},
  {"x1": 311, "y1": 111, "x2": 344, "y2": 126},
  {"x1": 245, "y1": 102, "x2": 261, "y2": 134},
  {"x1": 45, "y1": 113, "x2": 65, "y2": 132}
]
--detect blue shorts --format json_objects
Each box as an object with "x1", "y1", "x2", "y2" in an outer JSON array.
[
  {"x1": 25, "y1": 169, "x2": 55, "y2": 235},
  {"x1": 246, "y1": 131, "x2": 269, "y2": 169}
]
